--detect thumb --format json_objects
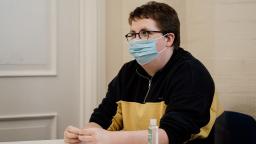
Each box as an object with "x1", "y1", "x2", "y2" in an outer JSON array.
[
  {"x1": 67, "y1": 125, "x2": 81, "y2": 134},
  {"x1": 79, "y1": 128, "x2": 96, "y2": 136}
]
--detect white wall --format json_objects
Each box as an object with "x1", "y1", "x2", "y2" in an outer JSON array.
[
  {"x1": 105, "y1": 0, "x2": 256, "y2": 117},
  {"x1": 0, "y1": 0, "x2": 106, "y2": 141},
  {"x1": 183, "y1": 0, "x2": 256, "y2": 117},
  {"x1": 0, "y1": 0, "x2": 105, "y2": 141},
  {"x1": 0, "y1": 0, "x2": 81, "y2": 141}
]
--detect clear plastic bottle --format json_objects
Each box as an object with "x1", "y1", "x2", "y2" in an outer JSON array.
[{"x1": 148, "y1": 118, "x2": 159, "y2": 144}]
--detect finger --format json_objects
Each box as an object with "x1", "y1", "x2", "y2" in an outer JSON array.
[
  {"x1": 78, "y1": 135, "x2": 96, "y2": 142},
  {"x1": 64, "y1": 138, "x2": 81, "y2": 144},
  {"x1": 64, "y1": 131, "x2": 79, "y2": 139},
  {"x1": 64, "y1": 141, "x2": 80, "y2": 144},
  {"x1": 66, "y1": 125, "x2": 81, "y2": 134},
  {"x1": 79, "y1": 129, "x2": 95, "y2": 136}
]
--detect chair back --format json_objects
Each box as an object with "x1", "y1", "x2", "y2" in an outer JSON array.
[{"x1": 213, "y1": 111, "x2": 256, "y2": 144}]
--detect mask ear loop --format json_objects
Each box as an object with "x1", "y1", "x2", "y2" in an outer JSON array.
[
  {"x1": 158, "y1": 42, "x2": 168, "y2": 54},
  {"x1": 158, "y1": 45, "x2": 168, "y2": 54},
  {"x1": 164, "y1": 33, "x2": 176, "y2": 49},
  {"x1": 163, "y1": 33, "x2": 174, "y2": 42},
  {"x1": 157, "y1": 33, "x2": 170, "y2": 54}
]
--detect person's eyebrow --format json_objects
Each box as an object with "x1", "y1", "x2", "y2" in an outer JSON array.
[
  {"x1": 140, "y1": 28, "x2": 151, "y2": 31},
  {"x1": 130, "y1": 28, "x2": 151, "y2": 33}
]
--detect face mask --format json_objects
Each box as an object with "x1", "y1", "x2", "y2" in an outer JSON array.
[{"x1": 128, "y1": 35, "x2": 167, "y2": 65}]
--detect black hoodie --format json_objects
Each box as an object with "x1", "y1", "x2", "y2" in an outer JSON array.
[{"x1": 90, "y1": 47, "x2": 223, "y2": 144}]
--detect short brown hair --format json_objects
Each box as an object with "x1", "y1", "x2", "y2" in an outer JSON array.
[{"x1": 129, "y1": 1, "x2": 180, "y2": 47}]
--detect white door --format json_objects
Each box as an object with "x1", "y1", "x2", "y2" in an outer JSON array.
[{"x1": 0, "y1": 0, "x2": 82, "y2": 141}]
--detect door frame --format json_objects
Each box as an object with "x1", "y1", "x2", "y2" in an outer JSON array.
[{"x1": 79, "y1": 0, "x2": 106, "y2": 127}]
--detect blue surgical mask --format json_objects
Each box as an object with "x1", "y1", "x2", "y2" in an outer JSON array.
[{"x1": 128, "y1": 35, "x2": 167, "y2": 65}]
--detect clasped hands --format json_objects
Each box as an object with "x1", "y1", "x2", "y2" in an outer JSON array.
[{"x1": 64, "y1": 126, "x2": 112, "y2": 144}]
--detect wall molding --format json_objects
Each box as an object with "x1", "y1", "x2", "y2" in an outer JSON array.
[
  {"x1": 79, "y1": 0, "x2": 106, "y2": 127},
  {"x1": 0, "y1": 113, "x2": 57, "y2": 141},
  {"x1": 0, "y1": 0, "x2": 57, "y2": 77}
]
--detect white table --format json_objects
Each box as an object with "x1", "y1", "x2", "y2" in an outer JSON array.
[{"x1": 0, "y1": 139, "x2": 64, "y2": 144}]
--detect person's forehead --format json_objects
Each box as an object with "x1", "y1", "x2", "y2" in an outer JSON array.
[{"x1": 130, "y1": 18, "x2": 159, "y2": 32}]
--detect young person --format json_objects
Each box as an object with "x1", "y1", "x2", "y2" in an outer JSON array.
[{"x1": 64, "y1": 1, "x2": 223, "y2": 144}]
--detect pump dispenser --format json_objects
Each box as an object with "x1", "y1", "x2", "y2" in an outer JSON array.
[{"x1": 148, "y1": 119, "x2": 159, "y2": 144}]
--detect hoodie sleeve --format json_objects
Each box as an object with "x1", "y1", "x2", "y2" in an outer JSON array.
[
  {"x1": 89, "y1": 64, "x2": 127, "y2": 129},
  {"x1": 159, "y1": 60, "x2": 215, "y2": 144},
  {"x1": 88, "y1": 76, "x2": 118, "y2": 129}
]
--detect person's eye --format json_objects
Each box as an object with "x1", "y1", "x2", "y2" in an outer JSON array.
[{"x1": 140, "y1": 31, "x2": 149, "y2": 37}]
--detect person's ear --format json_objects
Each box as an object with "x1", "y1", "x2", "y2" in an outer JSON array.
[{"x1": 165, "y1": 33, "x2": 175, "y2": 47}]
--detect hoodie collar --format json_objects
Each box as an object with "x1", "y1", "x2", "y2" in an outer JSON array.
[{"x1": 136, "y1": 47, "x2": 180, "y2": 79}]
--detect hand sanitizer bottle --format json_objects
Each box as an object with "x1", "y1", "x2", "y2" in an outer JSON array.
[{"x1": 148, "y1": 118, "x2": 158, "y2": 144}]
